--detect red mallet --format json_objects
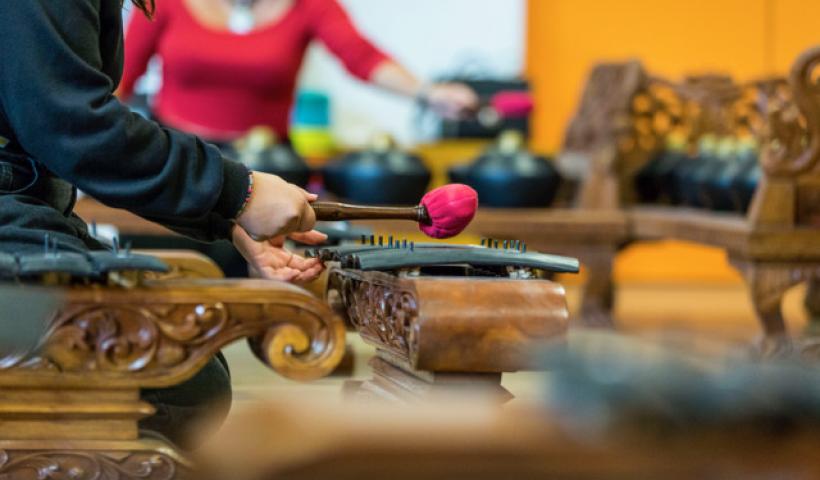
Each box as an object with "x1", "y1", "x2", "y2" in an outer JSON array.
[
  {"x1": 477, "y1": 91, "x2": 535, "y2": 128},
  {"x1": 418, "y1": 183, "x2": 478, "y2": 238},
  {"x1": 311, "y1": 184, "x2": 479, "y2": 239},
  {"x1": 490, "y1": 91, "x2": 535, "y2": 119}
]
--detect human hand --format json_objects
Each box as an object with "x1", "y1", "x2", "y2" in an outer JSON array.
[
  {"x1": 236, "y1": 172, "x2": 317, "y2": 241},
  {"x1": 423, "y1": 82, "x2": 479, "y2": 119},
  {"x1": 232, "y1": 225, "x2": 327, "y2": 283}
]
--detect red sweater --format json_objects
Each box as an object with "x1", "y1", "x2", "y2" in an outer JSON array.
[{"x1": 121, "y1": 0, "x2": 390, "y2": 141}]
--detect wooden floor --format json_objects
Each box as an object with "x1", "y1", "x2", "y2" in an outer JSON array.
[{"x1": 223, "y1": 281, "x2": 811, "y2": 409}]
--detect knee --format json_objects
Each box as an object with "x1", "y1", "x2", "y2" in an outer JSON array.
[{"x1": 140, "y1": 354, "x2": 233, "y2": 450}]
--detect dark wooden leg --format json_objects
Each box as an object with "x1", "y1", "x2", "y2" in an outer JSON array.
[
  {"x1": 805, "y1": 279, "x2": 820, "y2": 334},
  {"x1": 578, "y1": 247, "x2": 616, "y2": 328},
  {"x1": 733, "y1": 260, "x2": 796, "y2": 358},
  {"x1": 799, "y1": 277, "x2": 820, "y2": 359}
]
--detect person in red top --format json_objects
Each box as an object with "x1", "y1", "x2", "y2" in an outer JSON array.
[{"x1": 119, "y1": 0, "x2": 478, "y2": 142}]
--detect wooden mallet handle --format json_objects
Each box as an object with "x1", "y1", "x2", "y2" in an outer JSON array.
[{"x1": 312, "y1": 202, "x2": 431, "y2": 224}]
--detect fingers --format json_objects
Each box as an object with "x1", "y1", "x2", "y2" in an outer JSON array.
[
  {"x1": 258, "y1": 266, "x2": 301, "y2": 282},
  {"x1": 254, "y1": 257, "x2": 324, "y2": 283},
  {"x1": 288, "y1": 230, "x2": 328, "y2": 245},
  {"x1": 285, "y1": 253, "x2": 321, "y2": 271},
  {"x1": 292, "y1": 262, "x2": 325, "y2": 283}
]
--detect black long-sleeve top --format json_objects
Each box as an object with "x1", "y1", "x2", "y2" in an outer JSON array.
[{"x1": 0, "y1": 0, "x2": 250, "y2": 241}]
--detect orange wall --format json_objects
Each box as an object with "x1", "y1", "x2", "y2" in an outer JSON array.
[
  {"x1": 526, "y1": 0, "x2": 820, "y2": 154},
  {"x1": 525, "y1": 0, "x2": 820, "y2": 285}
]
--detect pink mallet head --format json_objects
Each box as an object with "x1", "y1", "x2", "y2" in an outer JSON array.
[
  {"x1": 490, "y1": 91, "x2": 535, "y2": 119},
  {"x1": 419, "y1": 184, "x2": 478, "y2": 239}
]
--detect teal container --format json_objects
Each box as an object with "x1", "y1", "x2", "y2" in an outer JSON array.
[{"x1": 292, "y1": 90, "x2": 331, "y2": 128}]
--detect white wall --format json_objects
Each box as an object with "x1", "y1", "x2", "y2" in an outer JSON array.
[{"x1": 297, "y1": 0, "x2": 525, "y2": 147}]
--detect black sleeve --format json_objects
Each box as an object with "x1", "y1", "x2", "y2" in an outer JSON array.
[{"x1": 0, "y1": 0, "x2": 249, "y2": 242}]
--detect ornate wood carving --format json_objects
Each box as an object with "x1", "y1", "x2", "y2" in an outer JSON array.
[
  {"x1": 0, "y1": 449, "x2": 179, "y2": 480},
  {"x1": 328, "y1": 268, "x2": 569, "y2": 373},
  {"x1": 560, "y1": 62, "x2": 648, "y2": 207},
  {"x1": 0, "y1": 280, "x2": 346, "y2": 387},
  {"x1": 563, "y1": 61, "x2": 648, "y2": 154},
  {"x1": 0, "y1": 276, "x2": 346, "y2": 478},
  {"x1": 548, "y1": 47, "x2": 820, "y2": 347},
  {"x1": 0, "y1": 437, "x2": 193, "y2": 480},
  {"x1": 731, "y1": 259, "x2": 820, "y2": 358},
  {"x1": 760, "y1": 46, "x2": 820, "y2": 177},
  {"x1": 328, "y1": 270, "x2": 419, "y2": 361}
]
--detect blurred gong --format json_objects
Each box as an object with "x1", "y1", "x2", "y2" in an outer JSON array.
[
  {"x1": 448, "y1": 130, "x2": 561, "y2": 208},
  {"x1": 693, "y1": 136, "x2": 735, "y2": 209},
  {"x1": 634, "y1": 133, "x2": 688, "y2": 204},
  {"x1": 732, "y1": 148, "x2": 761, "y2": 214},
  {"x1": 232, "y1": 126, "x2": 311, "y2": 187},
  {"x1": 322, "y1": 133, "x2": 431, "y2": 205},
  {"x1": 705, "y1": 137, "x2": 755, "y2": 212},
  {"x1": 674, "y1": 135, "x2": 717, "y2": 208}
]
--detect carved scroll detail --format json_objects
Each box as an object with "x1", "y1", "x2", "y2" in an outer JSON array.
[
  {"x1": 0, "y1": 449, "x2": 178, "y2": 480},
  {"x1": 563, "y1": 61, "x2": 648, "y2": 154},
  {"x1": 760, "y1": 46, "x2": 820, "y2": 177},
  {"x1": 0, "y1": 285, "x2": 347, "y2": 385},
  {"x1": 328, "y1": 270, "x2": 419, "y2": 362}
]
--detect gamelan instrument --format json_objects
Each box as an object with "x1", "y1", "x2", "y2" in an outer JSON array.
[{"x1": 310, "y1": 237, "x2": 579, "y2": 400}]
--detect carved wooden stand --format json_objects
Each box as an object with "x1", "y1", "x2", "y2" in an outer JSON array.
[
  {"x1": 465, "y1": 47, "x2": 820, "y2": 354},
  {"x1": 326, "y1": 268, "x2": 569, "y2": 403},
  {"x1": 0, "y1": 278, "x2": 346, "y2": 479}
]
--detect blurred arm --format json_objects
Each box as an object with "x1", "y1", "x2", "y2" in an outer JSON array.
[{"x1": 117, "y1": 4, "x2": 169, "y2": 99}]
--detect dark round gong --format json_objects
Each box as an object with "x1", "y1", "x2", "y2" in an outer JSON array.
[
  {"x1": 448, "y1": 130, "x2": 561, "y2": 208},
  {"x1": 322, "y1": 134, "x2": 431, "y2": 205}
]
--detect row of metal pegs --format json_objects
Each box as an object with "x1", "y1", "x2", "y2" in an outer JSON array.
[
  {"x1": 359, "y1": 235, "x2": 416, "y2": 251},
  {"x1": 480, "y1": 238, "x2": 527, "y2": 252},
  {"x1": 354, "y1": 235, "x2": 528, "y2": 253},
  {"x1": 43, "y1": 232, "x2": 132, "y2": 258}
]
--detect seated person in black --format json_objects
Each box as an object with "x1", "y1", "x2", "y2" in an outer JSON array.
[{"x1": 0, "y1": 0, "x2": 325, "y2": 448}]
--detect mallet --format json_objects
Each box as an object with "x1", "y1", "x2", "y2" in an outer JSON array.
[{"x1": 312, "y1": 184, "x2": 478, "y2": 239}]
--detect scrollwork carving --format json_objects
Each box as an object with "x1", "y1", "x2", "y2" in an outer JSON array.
[
  {"x1": 760, "y1": 46, "x2": 820, "y2": 177},
  {"x1": 0, "y1": 449, "x2": 178, "y2": 480},
  {"x1": 328, "y1": 269, "x2": 419, "y2": 362},
  {"x1": 563, "y1": 61, "x2": 648, "y2": 155},
  {"x1": 5, "y1": 304, "x2": 228, "y2": 375},
  {"x1": 0, "y1": 283, "x2": 347, "y2": 385}
]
